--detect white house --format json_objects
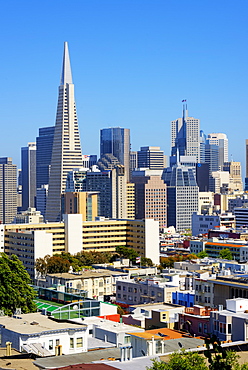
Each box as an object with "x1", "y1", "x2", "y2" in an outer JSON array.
[{"x1": 0, "y1": 313, "x2": 88, "y2": 356}]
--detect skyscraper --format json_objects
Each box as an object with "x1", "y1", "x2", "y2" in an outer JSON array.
[
  {"x1": 163, "y1": 165, "x2": 199, "y2": 232},
  {"x1": 100, "y1": 127, "x2": 130, "y2": 181},
  {"x1": 137, "y1": 146, "x2": 165, "y2": 170},
  {"x1": 46, "y1": 42, "x2": 83, "y2": 222},
  {"x1": 245, "y1": 139, "x2": 248, "y2": 191},
  {"x1": 207, "y1": 133, "x2": 228, "y2": 170},
  {"x1": 21, "y1": 142, "x2": 36, "y2": 210},
  {"x1": 0, "y1": 157, "x2": 17, "y2": 224},
  {"x1": 36, "y1": 126, "x2": 55, "y2": 189},
  {"x1": 170, "y1": 103, "x2": 200, "y2": 165}
]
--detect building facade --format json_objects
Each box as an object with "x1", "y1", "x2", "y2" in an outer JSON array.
[
  {"x1": 100, "y1": 127, "x2": 130, "y2": 181},
  {"x1": 0, "y1": 157, "x2": 17, "y2": 224},
  {"x1": 46, "y1": 42, "x2": 83, "y2": 222},
  {"x1": 21, "y1": 142, "x2": 36, "y2": 210}
]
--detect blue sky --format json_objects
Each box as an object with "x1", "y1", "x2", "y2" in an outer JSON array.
[{"x1": 1, "y1": 0, "x2": 248, "y2": 175}]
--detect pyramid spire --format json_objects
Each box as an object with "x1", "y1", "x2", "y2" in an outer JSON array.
[
  {"x1": 46, "y1": 43, "x2": 83, "y2": 222},
  {"x1": 60, "y1": 42, "x2": 73, "y2": 85}
]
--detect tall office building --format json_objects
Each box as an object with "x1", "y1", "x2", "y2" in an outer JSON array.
[
  {"x1": 86, "y1": 166, "x2": 127, "y2": 219},
  {"x1": 137, "y1": 146, "x2": 165, "y2": 170},
  {"x1": 245, "y1": 140, "x2": 248, "y2": 191},
  {"x1": 36, "y1": 126, "x2": 55, "y2": 188},
  {"x1": 21, "y1": 142, "x2": 36, "y2": 210},
  {"x1": 163, "y1": 165, "x2": 199, "y2": 232},
  {"x1": 132, "y1": 169, "x2": 167, "y2": 229},
  {"x1": 46, "y1": 42, "x2": 83, "y2": 222},
  {"x1": 170, "y1": 103, "x2": 200, "y2": 165},
  {"x1": 223, "y1": 161, "x2": 243, "y2": 191},
  {"x1": 100, "y1": 127, "x2": 130, "y2": 181},
  {"x1": 207, "y1": 133, "x2": 228, "y2": 170},
  {"x1": 0, "y1": 157, "x2": 17, "y2": 224}
]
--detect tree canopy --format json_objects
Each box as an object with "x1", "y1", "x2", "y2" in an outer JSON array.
[
  {"x1": 116, "y1": 246, "x2": 139, "y2": 263},
  {"x1": 197, "y1": 251, "x2": 209, "y2": 258},
  {"x1": 0, "y1": 253, "x2": 37, "y2": 315},
  {"x1": 219, "y1": 248, "x2": 233, "y2": 260}
]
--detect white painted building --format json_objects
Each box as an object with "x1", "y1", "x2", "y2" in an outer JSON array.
[{"x1": 0, "y1": 313, "x2": 88, "y2": 356}]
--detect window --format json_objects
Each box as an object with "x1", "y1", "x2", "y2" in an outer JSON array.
[
  {"x1": 156, "y1": 340, "x2": 163, "y2": 354},
  {"x1": 56, "y1": 339, "x2": 60, "y2": 346},
  {"x1": 228, "y1": 323, "x2": 232, "y2": 334},
  {"x1": 76, "y1": 337, "x2": 83, "y2": 348},
  {"x1": 49, "y1": 340, "x2": 53, "y2": 350},
  {"x1": 204, "y1": 323, "x2": 207, "y2": 334},
  {"x1": 70, "y1": 338, "x2": 74, "y2": 348},
  {"x1": 198, "y1": 323, "x2": 202, "y2": 333}
]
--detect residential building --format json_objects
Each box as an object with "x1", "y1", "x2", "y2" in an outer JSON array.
[
  {"x1": 43, "y1": 270, "x2": 128, "y2": 301},
  {"x1": 210, "y1": 275, "x2": 248, "y2": 308},
  {"x1": 46, "y1": 42, "x2": 83, "y2": 222},
  {"x1": 129, "y1": 328, "x2": 203, "y2": 358},
  {"x1": 0, "y1": 157, "x2": 17, "y2": 224},
  {"x1": 100, "y1": 127, "x2": 130, "y2": 181},
  {"x1": 0, "y1": 313, "x2": 88, "y2": 355},
  {"x1": 192, "y1": 212, "x2": 220, "y2": 236},
  {"x1": 179, "y1": 305, "x2": 214, "y2": 337},
  {"x1": 137, "y1": 146, "x2": 165, "y2": 170},
  {"x1": 21, "y1": 142, "x2": 36, "y2": 210},
  {"x1": 163, "y1": 165, "x2": 199, "y2": 232},
  {"x1": 210, "y1": 298, "x2": 248, "y2": 342},
  {"x1": 116, "y1": 278, "x2": 178, "y2": 305},
  {"x1": 132, "y1": 169, "x2": 167, "y2": 229}
]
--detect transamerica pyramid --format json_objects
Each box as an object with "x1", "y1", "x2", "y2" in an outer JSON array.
[{"x1": 46, "y1": 42, "x2": 83, "y2": 222}]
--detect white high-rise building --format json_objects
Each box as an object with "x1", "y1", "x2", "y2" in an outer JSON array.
[
  {"x1": 171, "y1": 103, "x2": 200, "y2": 165},
  {"x1": 207, "y1": 133, "x2": 228, "y2": 170},
  {"x1": 46, "y1": 42, "x2": 83, "y2": 222}
]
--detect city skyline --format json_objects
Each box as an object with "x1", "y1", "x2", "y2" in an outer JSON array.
[{"x1": 1, "y1": 1, "x2": 248, "y2": 176}]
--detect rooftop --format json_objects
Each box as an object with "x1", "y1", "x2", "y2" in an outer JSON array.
[
  {"x1": 128, "y1": 328, "x2": 188, "y2": 341},
  {"x1": 47, "y1": 269, "x2": 128, "y2": 280},
  {"x1": 0, "y1": 313, "x2": 87, "y2": 334}
]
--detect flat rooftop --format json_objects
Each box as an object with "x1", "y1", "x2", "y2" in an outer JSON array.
[
  {"x1": 0, "y1": 313, "x2": 86, "y2": 334},
  {"x1": 128, "y1": 328, "x2": 188, "y2": 341},
  {"x1": 47, "y1": 270, "x2": 128, "y2": 280}
]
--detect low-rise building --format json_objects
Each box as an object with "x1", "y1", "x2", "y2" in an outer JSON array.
[
  {"x1": 205, "y1": 238, "x2": 248, "y2": 261},
  {"x1": 116, "y1": 278, "x2": 178, "y2": 305},
  {"x1": 210, "y1": 298, "x2": 248, "y2": 342},
  {"x1": 0, "y1": 313, "x2": 88, "y2": 356},
  {"x1": 179, "y1": 305, "x2": 215, "y2": 337},
  {"x1": 128, "y1": 328, "x2": 204, "y2": 357},
  {"x1": 192, "y1": 212, "x2": 220, "y2": 237},
  {"x1": 42, "y1": 269, "x2": 128, "y2": 301}
]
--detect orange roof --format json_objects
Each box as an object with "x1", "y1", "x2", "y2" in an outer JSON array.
[
  {"x1": 128, "y1": 328, "x2": 185, "y2": 341},
  {"x1": 206, "y1": 242, "x2": 245, "y2": 248}
]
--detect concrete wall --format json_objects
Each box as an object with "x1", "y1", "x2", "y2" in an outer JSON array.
[{"x1": 145, "y1": 219, "x2": 159, "y2": 265}]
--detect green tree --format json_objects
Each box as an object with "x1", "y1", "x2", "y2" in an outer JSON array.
[
  {"x1": 46, "y1": 256, "x2": 70, "y2": 273},
  {"x1": 0, "y1": 253, "x2": 37, "y2": 315},
  {"x1": 204, "y1": 334, "x2": 248, "y2": 370},
  {"x1": 141, "y1": 257, "x2": 154, "y2": 267},
  {"x1": 116, "y1": 246, "x2": 139, "y2": 263},
  {"x1": 147, "y1": 350, "x2": 208, "y2": 370},
  {"x1": 197, "y1": 251, "x2": 209, "y2": 258},
  {"x1": 219, "y1": 248, "x2": 232, "y2": 260}
]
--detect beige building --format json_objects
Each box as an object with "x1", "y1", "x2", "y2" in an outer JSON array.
[
  {"x1": 63, "y1": 191, "x2": 98, "y2": 221},
  {"x1": 126, "y1": 182, "x2": 135, "y2": 219},
  {"x1": 0, "y1": 157, "x2": 17, "y2": 224},
  {"x1": 43, "y1": 269, "x2": 128, "y2": 300},
  {"x1": 132, "y1": 169, "x2": 167, "y2": 229},
  {"x1": 1, "y1": 216, "x2": 160, "y2": 279},
  {"x1": 223, "y1": 161, "x2": 243, "y2": 191}
]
